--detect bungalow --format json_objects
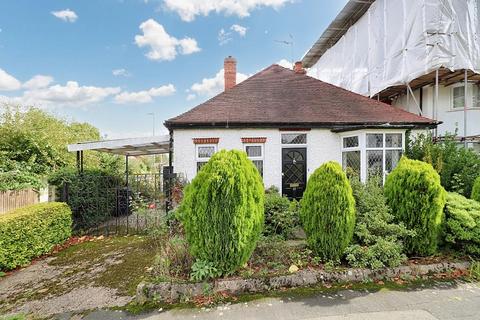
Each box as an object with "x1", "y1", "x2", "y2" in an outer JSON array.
[{"x1": 164, "y1": 57, "x2": 438, "y2": 198}]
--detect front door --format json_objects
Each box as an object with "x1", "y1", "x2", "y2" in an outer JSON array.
[{"x1": 282, "y1": 148, "x2": 307, "y2": 199}]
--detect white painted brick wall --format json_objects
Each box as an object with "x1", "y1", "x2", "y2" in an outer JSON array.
[{"x1": 173, "y1": 128, "x2": 342, "y2": 191}]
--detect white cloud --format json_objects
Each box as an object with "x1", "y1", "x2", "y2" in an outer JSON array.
[
  {"x1": 231, "y1": 24, "x2": 247, "y2": 37},
  {"x1": 112, "y1": 68, "x2": 130, "y2": 77},
  {"x1": 186, "y1": 93, "x2": 196, "y2": 101},
  {"x1": 114, "y1": 84, "x2": 176, "y2": 104},
  {"x1": 135, "y1": 19, "x2": 200, "y2": 61},
  {"x1": 1, "y1": 81, "x2": 120, "y2": 108},
  {"x1": 51, "y1": 9, "x2": 78, "y2": 23},
  {"x1": 218, "y1": 24, "x2": 247, "y2": 46},
  {"x1": 276, "y1": 59, "x2": 292, "y2": 69},
  {"x1": 0, "y1": 68, "x2": 21, "y2": 91},
  {"x1": 163, "y1": 0, "x2": 292, "y2": 22},
  {"x1": 190, "y1": 69, "x2": 249, "y2": 98},
  {"x1": 23, "y1": 75, "x2": 54, "y2": 90}
]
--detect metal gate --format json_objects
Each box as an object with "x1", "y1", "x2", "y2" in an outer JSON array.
[{"x1": 61, "y1": 172, "x2": 169, "y2": 235}]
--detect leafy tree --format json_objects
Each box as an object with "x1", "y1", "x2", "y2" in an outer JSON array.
[
  {"x1": 300, "y1": 161, "x2": 355, "y2": 261},
  {"x1": 0, "y1": 105, "x2": 122, "y2": 190},
  {"x1": 406, "y1": 131, "x2": 480, "y2": 197},
  {"x1": 179, "y1": 150, "x2": 264, "y2": 275},
  {"x1": 384, "y1": 157, "x2": 446, "y2": 256}
]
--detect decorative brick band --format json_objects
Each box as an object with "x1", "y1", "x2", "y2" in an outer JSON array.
[
  {"x1": 193, "y1": 138, "x2": 219, "y2": 144},
  {"x1": 279, "y1": 128, "x2": 311, "y2": 132},
  {"x1": 241, "y1": 137, "x2": 267, "y2": 143}
]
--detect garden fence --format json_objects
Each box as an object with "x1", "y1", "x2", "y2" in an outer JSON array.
[
  {"x1": 60, "y1": 172, "x2": 174, "y2": 235},
  {"x1": 0, "y1": 189, "x2": 39, "y2": 214}
]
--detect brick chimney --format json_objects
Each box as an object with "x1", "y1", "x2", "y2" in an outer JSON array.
[
  {"x1": 294, "y1": 61, "x2": 306, "y2": 74},
  {"x1": 224, "y1": 56, "x2": 237, "y2": 91}
]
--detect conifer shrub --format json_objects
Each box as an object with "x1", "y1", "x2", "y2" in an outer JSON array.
[
  {"x1": 384, "y1": 157, "x2": 446, "y2": 256},
  {"x1": 299, "y1": 161, "x2": 355, "y2": 261},
  {"x1": 345, "y1": 176, "x2": 415, "y2": 269},
  {"x1": 472, "y1": 177, "x2": 480, "y2": 203},
  {"x1": 180, "y1": 149, "x2": 264, "y2": 276},
  {"x1": 444, "y1": 192, "x2": 480, "y2": 256}
]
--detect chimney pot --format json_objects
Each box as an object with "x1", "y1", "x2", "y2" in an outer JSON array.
[
  {"x1": 224, "y1": 56, "x2": 237, "y2": 91},
  {"x1": 294, "y1": 61, "x2": 306, "y2": 74}
]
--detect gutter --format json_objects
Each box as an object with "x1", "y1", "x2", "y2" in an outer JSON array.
[{"x1": 164, "y1": 121, "x2": 440, "y2": 131}]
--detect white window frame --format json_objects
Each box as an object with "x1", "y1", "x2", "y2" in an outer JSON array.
[
  {"x1": 341, "y1": 135, "x2": 361, "y2": 176},
  {"x1": 365, "y1": 132, "x2": 404, "y2": 183},
  {"x1": 244, "y1": 144, "x2": 264, "y2": 177},
  {"x1": 195, "y1": 144, "x2": 217, "y2": 172},
  {"x1": 450, "y1": 82, "x2": 480, "y2": 111}
]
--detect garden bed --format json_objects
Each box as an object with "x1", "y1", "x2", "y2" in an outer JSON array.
[{"x1": 137, "y1": 260, "x2": 471, "y2": 303}]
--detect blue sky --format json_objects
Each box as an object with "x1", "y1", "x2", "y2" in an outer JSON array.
[{"x1": 0, "y1": 0, "x2": 347, "y2": 139}]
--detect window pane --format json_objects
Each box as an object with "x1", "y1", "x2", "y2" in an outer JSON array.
[
  {"x1": 453, "y1": 86, "x2": 465, "y2": 109},
  {"x1": 386, "y1": 134, "x2": 402, "y2": 148},
  {"x1": 367, "y1": 134, "x2": 383, "y2": 148},
  {"x1": 197, "y1": 162, "x2": 207, "y2": 172},
  {"x1": 367, "y1": 150, "x2": 383, "y2": 179},
  {"x1": 386, "y1": 150, "x2": 402, "y2": 172},
  {"x1": 198, "y1": 146, "x2": 215, "y2": 158},
  {"x1": 246, "y1": 146, "x2": 262, "y2": 157},
  {"x1": 473, "y1": 84, "x2": 480, "y2": 108},
  {"x1": 343, "y1": 136, "x2": 359, "y2": 148},
  {"x1": 252, "y1": 160, "x2": 263, "y2": 177},
  {"x1": 281, "y1": 133, "x2": 307, "y2": 144},
  {"x1": 342, "y1": 151, "x2": 360, "y2": 176}
]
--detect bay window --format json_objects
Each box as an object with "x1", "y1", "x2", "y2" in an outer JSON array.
[
  {"x1": 366, "y1": 133, "x2": 403, "y2": 181},
  {"x1": 341, "y1": 132, "x2": 404, "y2": 183},
  {"x1": 341, "y1": 135, "x2": 360, "y2": 176}
]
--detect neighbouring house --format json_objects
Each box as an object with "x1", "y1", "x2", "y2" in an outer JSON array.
[
  {"x1": 302, "y1": 0, "x2": 480, "y2": 152},
  {"x1": 164, "y1": 57, "x2": 438, "y2": 198}
]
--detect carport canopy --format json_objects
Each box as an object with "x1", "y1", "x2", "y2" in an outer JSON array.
[{"x1": 67, "y1": 135, "x2": 171, "y2": 156}]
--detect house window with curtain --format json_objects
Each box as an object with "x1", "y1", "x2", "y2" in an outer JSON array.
[
  {"x1": 366, "y1": 133, "x2": 403, "y2": 181},
  {"x1": 452, "y1": 83, "x2": 480, "y2": 110},
  {"x1": 245, "y1": 145, "x2": 264, "y2": 177},
  {"x1": 196, "y1": 145, "x2": 216, "y2": 172}
]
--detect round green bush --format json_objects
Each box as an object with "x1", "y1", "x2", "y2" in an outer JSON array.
[
  {"x1": 299, "y1": 161, "x2": 356, "y2": 261},
  {"x1": 180, "y1": 149, "x2": 264, "y2": 275},
  {"x1": 384, "y1": 157, "x2": 446, "y2": 256},
  {"x1": 471, "y1": 176, "x2": 480, "y2": 203}
]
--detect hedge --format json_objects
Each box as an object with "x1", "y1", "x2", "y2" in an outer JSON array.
[
  {"x1": 0, "y1": 202, "x2": 72, "y2": 270},
  {"x1": 180, "y1": 149, "x2": 264, "y2": 275},
  {"x1": 444, "y1": 192, "x2": 480, "y2": 256},
  {"x1": 384, "y1": 157, "x2": 446, "y2": 256},
  {"x1": 300, "y1": 161, "x2": 356, "y2": 261},
  {"x1": 472, "y1": 177, "x2": 480, "y2": 203}
]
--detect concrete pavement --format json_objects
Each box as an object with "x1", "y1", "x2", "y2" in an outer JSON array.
[{"x1": 80, "y1": 281, "x2": 480, "y2": 320}]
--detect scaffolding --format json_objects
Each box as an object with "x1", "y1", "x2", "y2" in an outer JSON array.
[{"x1": 303, "y1": 0, "x2": 480, "y2": 143}]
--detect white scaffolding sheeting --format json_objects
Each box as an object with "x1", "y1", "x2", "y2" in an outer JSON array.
[{"x1": 309, "y1": 0, "x2": 480, "y2": 97}]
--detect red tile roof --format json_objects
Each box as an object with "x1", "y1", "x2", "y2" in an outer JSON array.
[{"x1": 165, "y1": 65, "x2": 438, "y2": 129}]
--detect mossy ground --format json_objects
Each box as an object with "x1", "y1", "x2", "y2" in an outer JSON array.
[{"x1": 0, "y1": 236, "x2": 157, "y2": 316}]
